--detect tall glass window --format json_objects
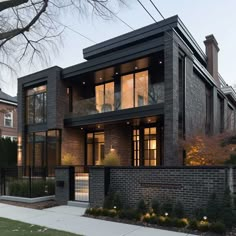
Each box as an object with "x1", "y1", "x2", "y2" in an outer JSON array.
[
  {"x1": 95, "y1": 82, "x2": 114, "y2": 112},
  {"x1": 121, "y1": 71, "x2": 148, "y2": 109},
  {"x1": 26, "y1": 85, "x2": 47, "y2": 124},
  {"x1": 133, "y1": 129, "x2": 140, "y2": 166},
  {"x1": 25, "y1": 130, "x2": 60, "y2": 168},
  {"x1": 86, "y1": 132, "x2": 104, "y2": 165},
  {"x1": 144, "y1": 127, "x2": 157, "y2": 166}
]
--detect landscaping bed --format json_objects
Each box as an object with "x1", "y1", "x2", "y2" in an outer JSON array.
[{"x1": 85, "y1": 188, "x2": 236, "y2": 235}]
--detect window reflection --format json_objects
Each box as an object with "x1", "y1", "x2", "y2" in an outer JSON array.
[{"x1": 26, "y1": 85, "x2": 47, "y2": 124}]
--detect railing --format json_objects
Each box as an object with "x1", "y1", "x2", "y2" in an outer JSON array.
[
  {"x1": 66, "y1": 82, "x2": 164, "y2": 118},
  {"x1": 1, "y1": 166, "x2": 55, "y2": 198}
]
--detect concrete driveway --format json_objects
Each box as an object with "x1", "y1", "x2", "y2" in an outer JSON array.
[{"x1": 0, "y1": 203, "x2": 196, "y2": 236}]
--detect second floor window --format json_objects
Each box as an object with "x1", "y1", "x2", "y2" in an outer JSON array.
[
  {"x1": 95, "y1": 82, "x2": 114, "y2": 112},
  {"x1": 26, "y1": 85, "x2": 47, "y2": 124},
  {"x1": 4, "y1": 112, "x2": 13, "y2": 127},
  {"x1": 121, "y1": 71, "x2": 148, "y2": 109}
]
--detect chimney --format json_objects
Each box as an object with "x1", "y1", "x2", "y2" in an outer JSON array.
[{"x1": 204, "y1": 34, "x2": 220, "y2": 86}]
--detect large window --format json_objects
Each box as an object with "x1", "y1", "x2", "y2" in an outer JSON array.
[
  {"x1": 95, "y1": 82, "x2": 114, "y2": 112},
  {"x1": 121, "y1": 71, "x2": 148, "y2": 109},
  {"x1": 133, "y1": 126, "x2": 161, "y2": 166},
  {"x1": 4, "y1": 111, "x2": 13, "y2": 127},
  {"x1": 26, "y1": 85, "x2": 47, "y2": 124},
  {"x1": 86, "y1": 132, "x2": 104, "y2": 165},
  {"x1": 26, "y1": 130, "x2": 60, "y2": 168}
]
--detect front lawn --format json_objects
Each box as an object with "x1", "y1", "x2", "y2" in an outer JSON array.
[{"x1": 0, "y1": 217, "x2": 80, "y2": 236}]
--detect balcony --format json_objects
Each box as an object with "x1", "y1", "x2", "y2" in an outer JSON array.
[{"x1": 65, "y1": 82, "x2": 164, "y2": 123}]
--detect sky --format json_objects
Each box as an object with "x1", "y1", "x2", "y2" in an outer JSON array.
[{"x1": 1, "y1": 0, "x2": 236, "y2": 96}]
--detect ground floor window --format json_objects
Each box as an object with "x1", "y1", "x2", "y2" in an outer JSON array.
[
  {"x1": 86, "y1": 132, "x2": 104, "y2": 166},
  {"x1": 133, "y1": 126, "x2": 162, "y2": 166},
  {"x1": 25, "y1": 130, "x2": 61, "y2": 168}
]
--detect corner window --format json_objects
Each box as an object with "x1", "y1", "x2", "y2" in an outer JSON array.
[
  {"x1": 4, "y1": 112, "x2": 13, "y2": 127},
  {"x1": 26, "y1": 85, "x2": 47, "y2": 124}
]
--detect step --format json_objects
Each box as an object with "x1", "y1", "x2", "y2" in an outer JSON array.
[{"x1": 67, "y1": 200, "x2": 89, "y2": 208}]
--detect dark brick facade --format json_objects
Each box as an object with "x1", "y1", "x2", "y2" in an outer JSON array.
[{"x1": 90, "y1": 166, "x2": 229, "y2": 214}]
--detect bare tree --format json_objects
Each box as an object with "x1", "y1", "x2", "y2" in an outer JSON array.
[{"x1": 0, "y1": 0, "x2": 125, "y2": 72}]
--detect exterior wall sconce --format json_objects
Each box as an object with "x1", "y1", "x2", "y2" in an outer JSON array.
[
  {"x1": 110, "y1": 145, "x2": 115, "y2": 152},
  {"x1": 17, "y1": 135, "x2": 22, "y2": 166}
]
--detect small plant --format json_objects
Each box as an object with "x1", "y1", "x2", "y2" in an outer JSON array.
[
  {"x1": 103, "y1": 190, "x2": 122, "y2": 210},
  {"x1": 143, "y1": 213, "x2": 158, "y2": 224},
  {"x1": 188, "y1": 219, "x2": 198, "y2": 230},
  {"x1": 194, "y1": 208, "x2": 206, "y2": 221},
  {"x1": 161, "y1": 200, "x2": 173, "y2": 216},
  {"x1": 118, "y1": 209, "x2": 139, "y2": 221},
  {"x1": 102, "y1": 150, "x2": 120, "y2": 166},
  {"x1": 209, "y1": 222, "x2": 226, "y2": 234},
  {"x1": 197, "y1": 221, "x2": 209, "y2": 232},
  {"x1": 173, "y1": 201, "x2": 184, "y2": 218},
  {"x1": 157, "y1": 216, "x2": 166, "y2": 226},
  {"x1": 61, "y1": 153, "x2": 78, "y2": 165},
  {"x1": 174, "y1": 218, "x2": 188, "y2": 228},
  {"x1": 136, "y1": 199, "x2": 147, "y2": 215},
  {"x1": 206, "y1": 193, "x2": 220, "y2": 221},
  {"x1": 151, "y1": 198, "x2": 160, "y2": 215}
]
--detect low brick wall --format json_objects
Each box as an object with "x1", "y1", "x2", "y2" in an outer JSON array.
[{"x1": 89, "y1": 166, "x2": 230, "y2": 213}]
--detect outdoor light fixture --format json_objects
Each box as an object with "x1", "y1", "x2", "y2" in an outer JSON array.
[
  {"x1": 135, "y1": 66, "x2": 138, "y2": 70},
  {"x1": 115, "y1": 72, "x2": 119, "y2": 75},
  {"x1": 164, "y1": 212, "x2": 168, "y2": 217},
  {"x1": 66, "y1": 87, "x2": 70, "y2": 95},
  {"x1": 203, "y1": 216, "x2": 207, "y2": 221},
  {"x1": 110, "y1": 145, "x2": 115, "y2": 152},
  {"x1": 82, "y1": 81, "x2": 86, "y2": 85},
  {"x1": 99, "y1": 77, "x2": 102, "y2": 81},
  {"x1": 126, "y1": 121, "x2": 130, "y2": 125},
  {"x1": 113, "y1": 206, "x2": 117, "y2": 209},
  {"x1": 159, "y1": 60, "x2": 163, "y2": 64},
  {"x1": 80, "y1": 127, "x2": 83, "y2": 130}
]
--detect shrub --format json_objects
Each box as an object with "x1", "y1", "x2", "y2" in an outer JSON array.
[
  {"x1": 8, "y1": 179, "x2": 55, "y2": 198},
  {"x1": 102, "y1": 151, "x2": 120, "y2": 166},
  {"x1": 103, "y1": 190, "x2": 122, "y2": 210},
  {"x1": 61, "y1": 153, "x2": 78, "y2": 165},
  {"x1": 197, "y1": 221, "x2": 209, "y2": 232},
  {"x1": 157, "y1": 216, "x2": 166, "y2": 226},
  {"x1": 209, "y1": 222, "x2": 226, "y2": 234},
  {"x1": 118, "y1": 209, "x2": 139, "y2": 221},
  {"x1": 188, "y1": 219, "x2": 198, "y2": 230},
  {"x1": 151, "y1": 198, "x2": 160, "y2": 215},
  {"x1": 194, "y1": 208, "x2": 206, "y2": 221},
  {"x1": 136, "y1": 199, "x2": 147, "y2": 214},
  {"x1": 173, "y1": 218, "x2": 188, "y2": 228},
  {"x1": 143, "y1": 213, "x2": 158, "y2": 224},
  {"x1": 173, "y1": 201, "x2": 184, "y2": 218},
  {"x1": 161, "y1": 200, "x2": 173, "y2": 216},
  {"x1": 206, "y1": 193, "x2": 220, "y2": 221}
]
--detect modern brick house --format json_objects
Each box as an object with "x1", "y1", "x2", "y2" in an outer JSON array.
[
  {"x1": 17, "y1": 15, "x2": 236, "y2": 171},
  {"x1": 0, "y1": 88, "x2": 17, "y2": 141}
]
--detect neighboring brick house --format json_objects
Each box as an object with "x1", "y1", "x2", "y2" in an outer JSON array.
[
  {"x1": 17, "y1": 15, "x2": 236, "y2": 170},
  {"x1": 0, "y1": 88, "x2": 17, "y2": 141}
]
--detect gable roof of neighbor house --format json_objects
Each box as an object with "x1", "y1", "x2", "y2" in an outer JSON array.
[{"x1": 0, "y1": 88, "x2": 17, "y2": 105}]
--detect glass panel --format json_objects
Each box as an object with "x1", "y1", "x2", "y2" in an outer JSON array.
[
  {"x1": 95, "y1": 84, "x2": 104, "y2": 113},
  {"x1": 104, "y1": 82, "x2": 114, "y2": 112},
  {"x1": 26, "y1": 134, "x2": 33, "y2": 167},
  {"x1": 27, "y1": 85, "x2": 47, "y2": 96},
  {"x1": 135, "y1": 71, "x2": 148, "y2": 107},
  {"x1": 35, "y1": 93, "x2": 44, "y2": 123},
  {"x1": 87, "y1": 144, "x2": 93, "y2": 165},
  {"x1": 121, "y1": 74, "x2": 134, "y2": 109}
]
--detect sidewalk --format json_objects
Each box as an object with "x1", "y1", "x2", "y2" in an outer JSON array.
[{"x1": 0, "y1": 203, "x2": 195, "y2": 236}]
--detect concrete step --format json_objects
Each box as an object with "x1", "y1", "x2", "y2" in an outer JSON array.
[{"x1": 67, "y1": 201, "x2": 89, "y2": 208}]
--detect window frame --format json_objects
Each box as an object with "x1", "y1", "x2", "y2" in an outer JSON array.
[{"x1": 4, "y1": 111, "x2": 13, "y2": 128}]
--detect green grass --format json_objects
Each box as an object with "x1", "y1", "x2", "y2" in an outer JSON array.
[{"x1": 0, "y1": 217, "x2": 81, "y2": 236}]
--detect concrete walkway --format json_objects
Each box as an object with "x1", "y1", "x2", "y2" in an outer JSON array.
[{"x1": 0, "y1": 203, "x2": 196, "y2": 236}]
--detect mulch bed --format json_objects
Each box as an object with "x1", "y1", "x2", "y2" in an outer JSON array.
[
  {"x1": 84, "y1": 214, "x2": 236, "y2": 235},
  {"x1": 0, "y1": 200, "x2": 58, "y2": 210}
]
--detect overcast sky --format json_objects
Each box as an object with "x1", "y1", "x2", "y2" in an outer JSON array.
[{"x1": 2, "y1": 0, "x2": 236, "y2": 96}]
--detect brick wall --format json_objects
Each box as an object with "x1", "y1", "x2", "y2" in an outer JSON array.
[
  {"x1": 104, "y1": 123, "x2": 132, "y2": 166},
  {"x1": 89, "y1": 166, "x2": 229, "y2": 214},
  {"x1": 89, "y1": 167, "x2": 106, "y2": 207},
  {"x1": 61, "y1": 128, "x2": 85, "y2": 165}
]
